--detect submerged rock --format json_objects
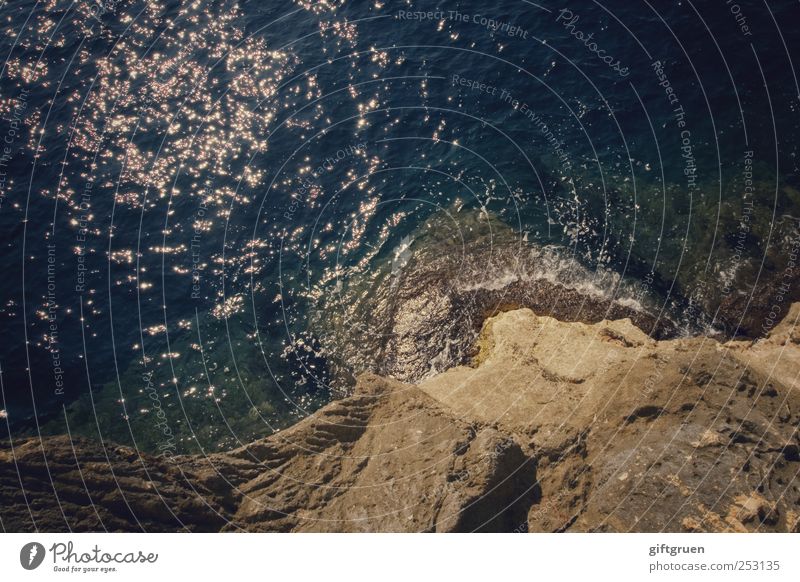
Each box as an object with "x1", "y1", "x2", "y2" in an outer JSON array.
[
  {"x1": 2, "y1": 304, "x2": 798, "y2": 532},
  {"x1": 313, "y1": 209, "x2": 676, "y2": 390}
]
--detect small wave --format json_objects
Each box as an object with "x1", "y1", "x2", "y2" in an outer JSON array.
[{"x1": 310, "y1": 209, "x2": 671, "y2": 388}]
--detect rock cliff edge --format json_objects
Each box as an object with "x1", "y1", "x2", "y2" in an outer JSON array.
[{"x1": 2, "y1": 305, "x2": 799, "y2": 532}]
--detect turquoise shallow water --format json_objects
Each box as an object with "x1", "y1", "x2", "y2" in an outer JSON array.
[{"x1": 1, "y1": 0, "x2": 799, "y2": 452}]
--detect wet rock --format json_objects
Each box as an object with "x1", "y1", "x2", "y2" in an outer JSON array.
[{"x1": 316, "y1": 210, "x2": 675, "y2": 388}]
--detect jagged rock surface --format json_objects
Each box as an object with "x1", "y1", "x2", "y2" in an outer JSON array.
[
  {"x1": 421, "y1": 304, "x2": 800, "y2": 532},
  {"x1": 2, "y1": 306, "x2": 799, "y2": 532}
]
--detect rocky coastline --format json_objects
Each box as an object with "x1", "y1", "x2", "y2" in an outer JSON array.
[{"x1": 2, "y1": 302, "x2": 798, "y2": 532}]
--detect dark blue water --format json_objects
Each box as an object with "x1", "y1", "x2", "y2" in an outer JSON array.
[{"x1": 1, "y1": 0, "x2": 799, "y2": 453}]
